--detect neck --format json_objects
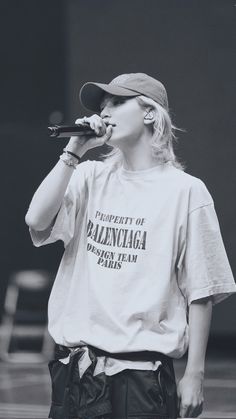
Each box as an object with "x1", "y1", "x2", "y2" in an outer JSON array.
[{"x1": 121, "y1": 135, "x2": 162, "y2": 171}]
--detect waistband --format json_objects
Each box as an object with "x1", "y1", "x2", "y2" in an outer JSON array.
[{"x1": 54, "y1": 343, "x2": 172, "y2": 366}]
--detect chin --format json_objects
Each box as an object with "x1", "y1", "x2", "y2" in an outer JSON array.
[
  {"x1": 106, "y1": 135, "x2": 120, "y2": 145},
  {"x1": 107, "y1": 132, "x2": 127, "y2": 146}
]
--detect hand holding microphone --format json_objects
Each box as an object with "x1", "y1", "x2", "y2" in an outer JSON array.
[{"x1": 49, "y1": 115, "x2": 114, "y2": 158}]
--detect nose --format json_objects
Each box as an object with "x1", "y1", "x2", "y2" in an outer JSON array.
[
  {"x1": 100, "y1": 106, "x2": 110, "y2": 120},
  {"x1": 100, "y1": 98, "x2": 114, "y2": 116}
]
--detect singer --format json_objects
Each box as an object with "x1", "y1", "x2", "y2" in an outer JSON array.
[{"x1": 25, "y1": 73, "x2": 236, "y2": 419}]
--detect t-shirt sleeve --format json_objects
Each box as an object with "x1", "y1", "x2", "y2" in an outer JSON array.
[
  {"x1": 177, "y1": 186, "x2": 236, "y2": 306},
  {"x1": 28, "y1": 160, "x2": 93, "y2": 248}
]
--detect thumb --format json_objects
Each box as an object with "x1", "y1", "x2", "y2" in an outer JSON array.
[
  {"x1": 176, "y1": 384, "x2": 181, "y2": 416},
  {"x1": 102, "y1": 125, "x2": 113, "y2": 143}
]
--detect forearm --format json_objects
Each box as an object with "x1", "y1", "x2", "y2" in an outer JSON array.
[
  {"x1": 25, "y1": 138, "x2": 87, "y2": 231},
  {"x1": 25, "y1": 160, "x2": 74, "y2": 230},
  {"x1": 185, "y1": 296, "x2": 213, "y2": 377},
  {"x1": 177, "y1": 297, "x2": 212, "y2": 417}
]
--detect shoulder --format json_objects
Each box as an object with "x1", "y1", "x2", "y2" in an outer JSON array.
[
  {"x1": 73, "y1": 159, "x2": 114, "y2": 185},
  {"x1": 73, "y1": 159, "x2": 103, "y2": 178},
  {"x1": 74, "y1": 159, "x2": 98, "y2": 174},
  {"x1": 75, "y1": 159, "x2": 108, "y2": 172},
  {"x1": 170, "y1": 166, "x2": 214, "y2": 212},
  {"x1": 76, "y1": 159, "x2": 116, "y2": 177}
]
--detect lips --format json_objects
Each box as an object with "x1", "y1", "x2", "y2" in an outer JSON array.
[{"x1": 105, "y1": 122, "x2": 116, "y2": 127}]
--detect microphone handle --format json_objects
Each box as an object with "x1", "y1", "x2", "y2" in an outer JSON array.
[{"x1": 48, "y1": 123, "x2": 97, "y2": 139}]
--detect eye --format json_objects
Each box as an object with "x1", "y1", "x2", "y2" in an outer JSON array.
[
  {"x1": 100, "y1": 96, "x2": 129, "y2": 112},
  {"x1": 113, "y1": 97, "x2": 128, "y2": 105}
]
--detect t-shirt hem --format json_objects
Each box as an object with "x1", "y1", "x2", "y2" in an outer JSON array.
[{"x1": 29, "y1": 226, "x2": 66, "y2": 247}]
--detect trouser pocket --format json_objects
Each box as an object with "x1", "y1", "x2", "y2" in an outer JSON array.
[
  {"x1": 110, "y1": 369, "x2": 168, "y2": 419},
  {"x1": 153, "y1": 364, "x2": 178, "y2": 419},
  {"x1": 77, "y1": 368, "x2": 112, "y2": 418},
  {"x1": 48, "y1": 359, "x2": 72, "y2": 419},
  {"x1": 48, "y1": 359, "x2": 70, "y2": 407},
  {"x1": 48, "y1": 356, "x2": 112, "y2": 419}
]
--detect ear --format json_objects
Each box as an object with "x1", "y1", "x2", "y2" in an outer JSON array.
[{"x1": 143, "y1": 107, "x2": 155, "y2": 125}]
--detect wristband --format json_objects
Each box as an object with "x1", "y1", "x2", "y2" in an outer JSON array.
[{"x1": 63, "y1": 148, "x2": 81, "y2": 162}]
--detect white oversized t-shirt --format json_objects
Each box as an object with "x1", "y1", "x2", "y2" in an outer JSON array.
[{"x1": 29, "y1": 160, "x2": 236, "y2": 368}]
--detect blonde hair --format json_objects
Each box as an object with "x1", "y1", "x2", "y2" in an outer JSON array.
[{"x1": 98, "y1": 95, "x2": 187, "y2": 171}]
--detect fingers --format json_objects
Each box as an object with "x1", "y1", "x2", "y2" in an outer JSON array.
[
  {"x1": 90, "y1": 116, "x2": 107, "y2": 137},
  {"x1": 178, "y1": 399, "x2": 203, "y2": 417},
  {"x1": 176, "y1": 375, "x2": 204, "y2": 418},
  {"x1": 75, "y1": 115, "x2": 107, "y2": 137},
  {"x1": 72, "y1": 115, "x2": 113, "y2": 152},
  {"x1": 178, "y1": 402, "x2": 190, "y2": 418},
  {"x1": 102, "y1": 124, "x2": 113, "y2": 142},
  {"x1": 93, "y1": 125, "x2": 113, "y2": 146},
  {"x1": 177, "y1": 387, "x2": 203, "y2": 417}
]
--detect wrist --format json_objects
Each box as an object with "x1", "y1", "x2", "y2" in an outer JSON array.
[
  {"x1": 67, "y1": 138, "x2": 87, "y2": 158},
  {"x1": 63, "y1": 148, "x2": 81, "y2": 162},
  {"x1": 184, "y1": 366, "x2": 205, "y2": 379},
  {"x1": 59, "y1": 152, "x2": 78, "y2": 169}
]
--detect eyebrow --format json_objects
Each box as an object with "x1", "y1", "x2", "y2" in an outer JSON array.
[
  {"x1": 99, "y1": 100, "x2": 105, "y2": 110},
  {"x1": 100, "y1": 95, "x2": 131, "y2": 110}
]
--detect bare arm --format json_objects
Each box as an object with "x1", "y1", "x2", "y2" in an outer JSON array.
[
  {"x1": 25, "y1": 116, "x2": 113, "y2": 231},
  {"x1": 177, "y1": 296, "x2": 213, "y2": 418},
  {"x1": 25, "y1": 157, "x2": 81, "y2": 231}
]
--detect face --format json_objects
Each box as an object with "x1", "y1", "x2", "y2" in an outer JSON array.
[{"x1": 99, "y1": 93, "x2": 146, "y2": 148}]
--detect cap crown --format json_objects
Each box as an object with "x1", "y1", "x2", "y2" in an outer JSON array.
[{"x1": 110, "y1": 73, "x2": 168, "y2": 110}]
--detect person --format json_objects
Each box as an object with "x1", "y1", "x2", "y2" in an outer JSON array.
[{"x1": 25, "y1": 73, "x2": 236, "y2": 419}]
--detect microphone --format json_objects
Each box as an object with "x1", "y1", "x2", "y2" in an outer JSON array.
[{"x1": 48, "y1": 122, "x2": 114, "y2": 138}]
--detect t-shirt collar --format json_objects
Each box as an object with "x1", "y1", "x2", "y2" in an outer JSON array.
[{"x1": 118, "y1": 160, "x2": 172, "y2": 179}]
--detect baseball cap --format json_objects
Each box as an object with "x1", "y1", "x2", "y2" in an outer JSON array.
[{"x1": 79, "y1": 73, "x2": 169, "y2": 112}]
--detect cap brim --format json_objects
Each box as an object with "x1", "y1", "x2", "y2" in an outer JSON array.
[{"x1": 79, "y1": 82, "x2": 139, "y2": 112}]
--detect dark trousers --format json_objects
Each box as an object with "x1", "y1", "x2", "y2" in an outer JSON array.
[{"x1": 48, "y1": 344, "x2": 178, "y2": 419}]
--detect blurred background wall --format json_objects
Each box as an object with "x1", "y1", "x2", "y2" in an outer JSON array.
[{"x1": 1, "y1": 0, "x2": 235, "y2": 344}]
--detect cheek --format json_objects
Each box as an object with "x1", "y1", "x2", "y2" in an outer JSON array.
[
  {"x1": 118, "y1": 111, "x2": 143, "y2": 133},
  {"x1": 109, "y1": 121, "x2": 143, "y2": 145}
]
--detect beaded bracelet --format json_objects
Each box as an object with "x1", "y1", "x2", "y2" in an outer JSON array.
[{"x1": 59, "y1": 152, "x2": 78, "y2": 170}]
